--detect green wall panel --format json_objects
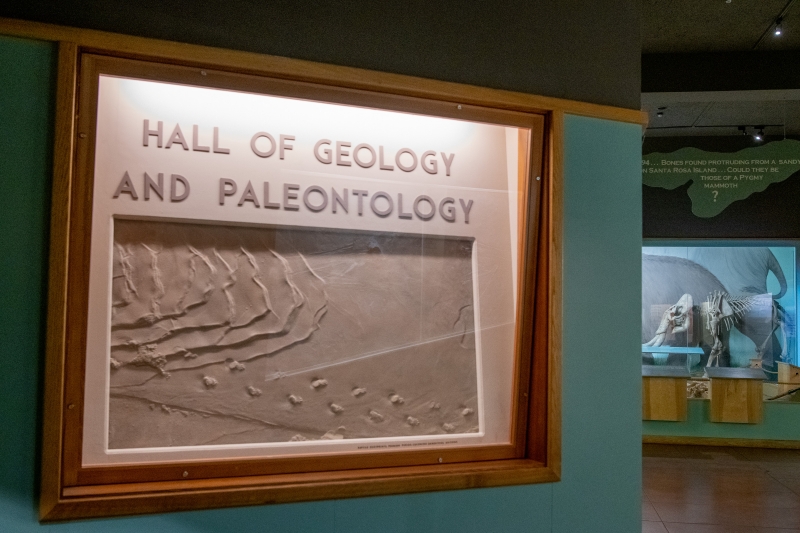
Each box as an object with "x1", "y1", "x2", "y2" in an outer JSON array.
[
  {"x1": 0, "y1": 35, "x2": 643, "y2": 532},
  {"x1": 644, "y1": 399, "x2": 800, "y2": 441},
  {"x1": 0, "y1": 34, "x2": 55, "y2": 530}
]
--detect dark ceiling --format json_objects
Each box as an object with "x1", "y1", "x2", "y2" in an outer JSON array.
[
  {"x1": 643, "y1": 0, "x2": 800, "y2": 137},
  {"x1": 643, "y1": 0, "x2": 799, "y2": 53}
]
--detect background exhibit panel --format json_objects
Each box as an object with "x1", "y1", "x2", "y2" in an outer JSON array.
[
  {"x1": 109, "y1": 219, "x2": 479, "y2": 448},
  {"x1": 642, "y1": 245, "x2": 797, "y2": 371}
]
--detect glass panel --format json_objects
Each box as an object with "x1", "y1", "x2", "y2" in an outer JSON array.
[{"x1": 80, "y1": 75, "x2": 534, "y2": 465}]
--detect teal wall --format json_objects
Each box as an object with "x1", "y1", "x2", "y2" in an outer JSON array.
[
  {"x1": 644, "y1": 399, "x2": 800, "y2": 442},
  {"x1": 0, "y1": 35, "x2": 643, "y2": 532},
  {"x1": 557, "y1": 115, "x2": 643, "y2": 530}
]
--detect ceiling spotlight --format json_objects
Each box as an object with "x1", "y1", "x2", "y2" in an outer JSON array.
[
  {"x1": 657, "y1": 112, "x2": 664, "y2": 118},
  {"x1": 754, "y1": 128, "x2": 765, "y2": 141},
  {"x1": 775, "y1": 18, "x2": 783, "y2": 36}
]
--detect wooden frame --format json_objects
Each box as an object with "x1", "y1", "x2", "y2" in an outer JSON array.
[
  {"x1": 0, "y1": 16, "x2": 643, "y2": 523},
  {"x1": 73, "y1": 50, "x2": 543, "y2": 473}
]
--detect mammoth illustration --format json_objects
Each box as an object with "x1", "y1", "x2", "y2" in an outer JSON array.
[{"x1": 687, "y1": 247, "x2": 787, "y2": 300}]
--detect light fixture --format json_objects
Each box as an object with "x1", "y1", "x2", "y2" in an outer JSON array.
[
  {"x1": 754, "y1": 127, "x2": 765, "y2": 141},
  {"x1": 656, "y1": 106, "x2": 666, "y2": 118},
  {"x1": 775, "y1": 17, "x2": 783, "y2": 36}
]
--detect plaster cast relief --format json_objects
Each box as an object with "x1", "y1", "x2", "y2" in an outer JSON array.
[{"x1": 109, "y1": 219, "x2": 479, "y2": 448}]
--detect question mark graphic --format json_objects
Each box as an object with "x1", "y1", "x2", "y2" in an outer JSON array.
[{"x1": 712, "y1": 190, "x2": 718, "y2": 202}]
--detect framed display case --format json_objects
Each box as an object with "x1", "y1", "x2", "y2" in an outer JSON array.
[{"x1": 40, "y1": 44, "x2": 561, "y2": 521}]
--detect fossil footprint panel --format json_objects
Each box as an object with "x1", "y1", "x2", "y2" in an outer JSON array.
[{"x1": 109, "y1": 219, "x2": 478, "y2": 448}]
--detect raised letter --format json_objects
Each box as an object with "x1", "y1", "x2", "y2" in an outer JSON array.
[
  {"x1": 336, "y1": 141, "x2": 351, "y2": 166},
  {"x1": 284, "y1": 183, "x2": 300, "y2": 210},
  {"x1": 332, "y1": 188, "x2": 349, "y2": 213},
  {"x1": 459, "y1": 198, "x2": 473, "y2": 224},
  {"x1": 352, "y1": 189, "x2": 368, "y2": 215},
  {"x1": 379, "y1": 146, "x2": 394, "y2": 170},
  {"x1": 439, "y1": 197, "x2": 456, "y2": 222},
  {"x1": 171, "y1": 174, "x2": 190, "y2": 202},
  {"x1": 219, "y1": 178, "x2": 237, "y2": 205},
  {"x1": 113, "y1": 171, "x2": 138, "y2": 199},
  {"x1": 213, "y1": 127, "x2": 230, "y2": 154},
  {"x1": 192, "y1": 125, "x2": 210, "y2": 152},
  {"x1": 303, "y1": 186, "x2": 328, "y2": 212},
  {"x1": 397, "y1": 193, "x2": 412, "y2": 219},
  {"x1": 280, "y1": 135, "x2": 295, "y2": 160},
  {"x1": 263, "y1": 182, "x2": 280, "y2": 209},
  {"x1": 314, "y1": 139, "x2": 333, "y2": 164},
  {"x1": 237, "y1": 181, "x2": 260, "y2": 207},
  {"x1": 144, "y1": 172, "x2": 164, "y2": 200},
  {"x1": 353, "y1": 144, "x2": 376, "y2": 168},
  {"x1": 421, "y1": 151, "x2": 438, "y2": 174},
  {"x1": 143, "y1": 120, "x2": 163, "y2": 147},
  {"x1": 251, "y1": 132, "x2": 276, "y2": 157},
  {"x1": 396, "y1": 148, "x2": 417, "y2": 172},
  {"x1": 413, "y1": 195, "x2": 435, "y2": 220},
  {"x1": 370, "y1": 191, "x2": 394, "y2": 217},
  {"x1": 166, "y1": 124, "x2": 189, "y2": 150},
  {"x1": 441, "y1": 153, "x2": 455, "y2": 176}
]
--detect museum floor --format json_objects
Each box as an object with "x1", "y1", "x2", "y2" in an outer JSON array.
[{"x1": 643, "y1": 444, "x2": 800, "y2": 532}]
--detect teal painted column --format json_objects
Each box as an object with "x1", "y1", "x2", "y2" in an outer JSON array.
[
  {"x1": 0, "y1": 34, "x2": 56, "y2": 529},
  {"x1": 553, "y1": 115, "x2": 643, "y2": 532}
]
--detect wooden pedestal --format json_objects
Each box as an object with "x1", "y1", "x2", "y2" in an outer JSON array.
[
  {"x1": 706, "y1": 367, "x2": 765, "y2": 424},
  {"x1": 778, "y1": 362, "x2": 800, "y2": 384},
  {"x1": 642, "y1": 366, "x2": 690, "y2": 421}
]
